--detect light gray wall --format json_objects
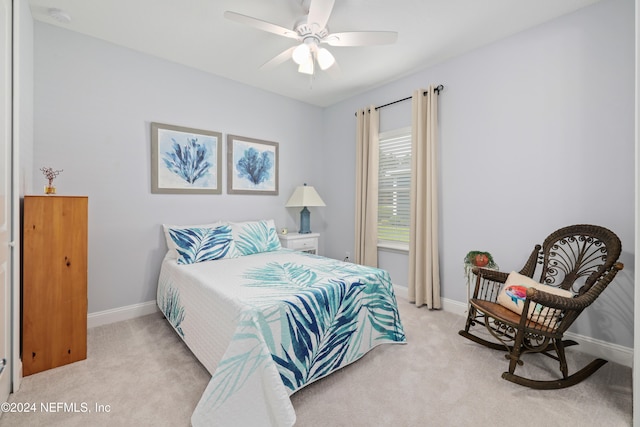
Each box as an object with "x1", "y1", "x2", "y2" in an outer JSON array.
[
  {"x1": 321, "y1": 0, "x2": 635, "y2": 347},
  {"x1": 33, "y1": 23, "x2": 325, "y2": 313},
  {"x1": 32, "y1": 0, "x2": 634, "y2": 348}
]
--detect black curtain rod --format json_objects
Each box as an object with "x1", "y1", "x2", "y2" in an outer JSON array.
[{"x1": 354, "y1": 84, "x2": 444, "y2": 117}]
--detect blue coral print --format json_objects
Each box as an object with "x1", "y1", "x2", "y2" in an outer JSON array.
[
  {"x1": 163, "y1": 137, "x2": 212, "y2": 184},
  {"x1": 231, "y1": 140, "x2": 277, "y2": 191},
  {"x1": 236, "y1": 147, "x2": 273, "y2": 185},
  {"x1": 157, "y1": 128, "x2": 218, "y2": 189}
]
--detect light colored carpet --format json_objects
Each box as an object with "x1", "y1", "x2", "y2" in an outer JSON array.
[{"x1": 0, "y1": 296, "x2": 632, "y2": 426}]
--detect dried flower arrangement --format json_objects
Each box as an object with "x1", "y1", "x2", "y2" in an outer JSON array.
[{"x1": 40, "y1": 167, "x2": 63, "y2": 194}]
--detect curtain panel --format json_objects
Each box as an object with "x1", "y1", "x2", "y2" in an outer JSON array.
[
  {"x1": 409, "y1": 86, "x2": 441, "y2": 308},
  {"x1": 354, "y1": 106, "x2": 379, "y2": 267}
]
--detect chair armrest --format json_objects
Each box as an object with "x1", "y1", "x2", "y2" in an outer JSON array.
[
  {"x1": 526, "y1": 287, "x2": 578, "y2": 310},
  {"x1": 526, "y1": 262, "x2": 624, "y2": 311},
  {"x1": 470, "y1": 268, "x2": 509, "y2": 302},
  {"x1": 471, "y1": 267, "x2": 508, "y2": 283}
]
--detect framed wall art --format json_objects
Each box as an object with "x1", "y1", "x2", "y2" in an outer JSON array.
[
  {"x1": 227, "y1": 134, "x2": 279, "y2": 195},
  {"x1": 151, "y1": 122, "x2": 222, "y2": 194}
]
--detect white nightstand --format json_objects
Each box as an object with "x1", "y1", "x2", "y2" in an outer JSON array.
[{"x1": 278, "y1": 232, "x2": 320, "y2": 255}]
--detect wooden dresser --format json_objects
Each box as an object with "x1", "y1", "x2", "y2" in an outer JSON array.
[{"x1": 22, "y1": 195, "x2": 88, "y2": 375}]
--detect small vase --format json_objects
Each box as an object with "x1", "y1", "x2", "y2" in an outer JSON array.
[{"x1": 44, "y1": 185, "x2": 56, "y2": 195}]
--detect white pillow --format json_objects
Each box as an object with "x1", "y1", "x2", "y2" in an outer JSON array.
[
  {"x1": 497, "y1": 271, "x2": 573, "y2": 327},
  {"x1": 228, "y1": 219, "x2": 281, "y2": 257},
  {"x1": 162, "y1": 222, "x2": 222, "y2": 259}
]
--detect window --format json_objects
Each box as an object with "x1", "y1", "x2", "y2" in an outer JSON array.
[{"x1": 378, "y1": 127, "x2": 411, "y2": 246}]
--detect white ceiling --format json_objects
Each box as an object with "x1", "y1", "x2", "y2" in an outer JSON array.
[{"x1": 28, "y1": 0, "x2": 601, "y2": 107}]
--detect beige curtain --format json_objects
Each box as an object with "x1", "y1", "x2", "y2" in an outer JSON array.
[
  {"x1": 409, "y1": 86, "x2": 441, "y2": 308},
  {"x1": 354, "y1": 106, "x2": 379, "y2": 267}
]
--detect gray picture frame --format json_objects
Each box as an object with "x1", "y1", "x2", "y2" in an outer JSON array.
[
  {"x1": 227, "y1": 134, "x2": 279, "y2": 195},
  {"x1": 151, "y1": 122, "x2": 222, "y2": 194}
]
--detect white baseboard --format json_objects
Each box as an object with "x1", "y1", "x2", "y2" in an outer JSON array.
[
  {"x1": 87, "y1": 301, "x2": 159, "y2": 329},
  {"x1": 562, "y1": 331, "x2": 633, "y2": 368},
  {"x1": 392, "y1": 284, "x2": 633, "y2": 368}
]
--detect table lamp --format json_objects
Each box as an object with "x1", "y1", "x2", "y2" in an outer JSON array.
[{"x1": 285, "y1": 183, "x2": 326, "y2": 234}]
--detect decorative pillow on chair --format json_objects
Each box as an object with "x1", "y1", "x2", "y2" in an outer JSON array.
[
  {"x1": 497, "y1": 271, "x2": 573, "y2": 327},
  {"x1": 229, "y1": 219, "x2": 281, "y2": 256},
  {"x1": 166, "y1": 224, "x2": 234, "y2": 265}
]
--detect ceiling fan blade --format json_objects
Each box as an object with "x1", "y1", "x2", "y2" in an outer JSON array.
[
  {"x1": 307, "y1": 0, "x2": 335, "y2": 31},
  {"x1": 324, "y1": 31, "x2": 398, "y2": 47},
  {"x1": 260, "y1": 46, "x2": 297, "y2": 71},
  {"x1": 224, "y1": 11, "x2": 299, "y2": 40}
]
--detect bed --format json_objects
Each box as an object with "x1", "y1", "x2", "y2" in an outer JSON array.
[{"x1": 156, "y1": 219, "x2": 406, "y2": 426}]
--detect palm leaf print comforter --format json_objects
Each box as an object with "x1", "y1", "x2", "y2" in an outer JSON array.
[{"x1": 157, "y1": 249, "x2": 406, "y2": 426}]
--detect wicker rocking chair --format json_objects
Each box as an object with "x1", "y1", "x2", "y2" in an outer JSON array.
[{"x1": 459, "y1": 224, "x2": 623, "y2": 390}]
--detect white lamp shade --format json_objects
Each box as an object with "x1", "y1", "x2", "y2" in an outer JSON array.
[
  {"x1": 285, "y1": 185, "x2": 326, "y2": 207},
  {"x1": 292, "y1": 43, "x2": 311, "y2": 65},
  {"x1": 298, "y1": 57, "x2": 314, "y2": 75},
  {"x1": 317, "y1": 48, "x2": 335, "y2": 70}
]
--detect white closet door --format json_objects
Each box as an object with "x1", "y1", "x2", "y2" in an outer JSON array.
[{"x1": 0, "y1": 0, "x2": 12, "y2": 405}]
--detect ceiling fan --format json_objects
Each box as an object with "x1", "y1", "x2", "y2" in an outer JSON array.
[{"x1": 224, "y1": 0, "x2": 398, "y2": 76}]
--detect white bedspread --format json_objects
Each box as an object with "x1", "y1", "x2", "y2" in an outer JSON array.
[{"x1": 157, "y1": 249, "x2": 406, "y2": 426}]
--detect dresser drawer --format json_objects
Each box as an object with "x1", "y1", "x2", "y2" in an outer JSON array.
[
  {"x1": 278, "y1": 232, "x2": 320, "y2": 254},
  {"x1": 287, "y1": 237, "x2": 317, "y2": 251}
]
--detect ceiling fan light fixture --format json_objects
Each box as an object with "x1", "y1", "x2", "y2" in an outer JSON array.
[
  {"x1": 292, "y1": 43, "x2": 311, "y2": 65},
  {"x1": 225, "y1": 0, "x2": 399, "y2": 77},
  {"x1": 317, "y1": 48, "x2": 335, "y2": 70}
]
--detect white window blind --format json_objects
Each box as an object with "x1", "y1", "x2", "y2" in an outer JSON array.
[{"x1": 378, "y1": 127, "x2": 412, "y2": 244}]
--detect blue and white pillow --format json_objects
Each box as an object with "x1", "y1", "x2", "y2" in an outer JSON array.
[
  {"x1": 230, "y1": 219, "x2": 281, "y2": 257},
  {"x1": 168, "y1": 225, "x2": 234, "y2": 265},
  {"x1": 163, "y1": 222, "x2": 222, "y2": 260}
]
